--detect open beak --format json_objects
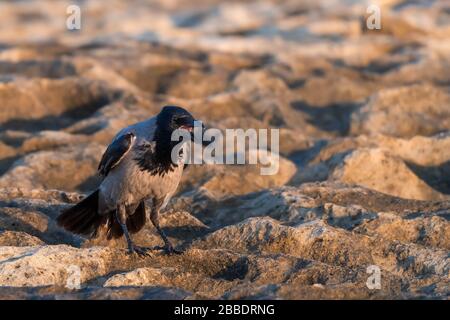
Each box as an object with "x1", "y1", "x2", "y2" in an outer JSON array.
[
  {"x1": 180, "y1": 125, "x2": 193, "y2": 132},
  {"x1": 179, "y1": 118, "x2": 210, "y2": 146},
  {"x1": 179, "y1": 116, "x2": 196, "y2": 133}
]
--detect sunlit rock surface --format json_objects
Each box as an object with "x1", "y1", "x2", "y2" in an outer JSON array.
[{"x1": 0, "y1": 0, "x2": 449, "y2": 299}]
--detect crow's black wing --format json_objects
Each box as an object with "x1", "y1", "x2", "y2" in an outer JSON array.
[{"x1": 98, "y1": 132, "x2": 135, "y2": 176}]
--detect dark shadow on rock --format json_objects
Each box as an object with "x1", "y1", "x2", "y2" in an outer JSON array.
[
  {"x1": 299, "y1": 183, "x2": 450, "y2": 216},
  {"x1": 0, "y1": 155, "x2": 20, "y2": 176},
  {"x1": 405, "y1": 160, "x2": 450, "y2": 195},
  {"x1": 0, "y1": 248, "x2": 39, "y2": 265},
  {"x1": 173, "y1": 10, "x2": 210, "y2": 28},
  {"x1": 162, "y1": 225, "x2": 210, "y2": 241},
  {"x1": 393, "y1": 0, "x2": 435, "y2": 11},
  {"x1": 0, "y1": 205, "x2": 82, "y2": 247},
  {"x1": 285, "y1": 68, "x2": 325, "y2": 89},
  {"x1": 213, "y1": 256, "x2": 249, "y2": 281},
  {"x1": 0, "y1": 198, "x2": 84, "y2": 246},
  {"x1": 140, "y1": 286, "x2": 193, "y2": 299},
  {"x1": 412, "y1": 211, "x2": 450, "y2": 221},
  {"x1": 0, "y1": 93, "x2": 116, "y2": 133},
  {"x1": 0, "y1": 115, "x2": 75, "y2": 133},
  {"x1": 362, "y1": 58, "x2": 419, "y2": 74},
  {"x1": 0, "y1": 43, "x2": 10, "y2": 50},
  {"x1": 291, "y1": 100, "x2": 362, "y2": 135},
  {"x1": 0, "y1": 285, "x2": 192, "y2": 300},
  {"x1": 288, "y1": 148, "x2": 354, "y2": 186},
  {"x1": 0, "y1": 60, "x2": 76, "y2": 79},
  {"x1": 69, "y1": 122, "x2": 106, "y2": 135},
  {"x1": 287, "y1": 78, "x2": 306, "y2": 89},
  {"x1": 325, "y1": 208, "x2": 378, "y2": 231},
  {"x1": 289, "y1": 139, "x2": 328, "y2": 167}
]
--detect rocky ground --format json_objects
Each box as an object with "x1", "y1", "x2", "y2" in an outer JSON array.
[{"x1": 0, "y1": 0, "x2": 449, "y2": 299}]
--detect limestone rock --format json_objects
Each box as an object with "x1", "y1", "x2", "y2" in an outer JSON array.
[
  {"x1": 0, "y1": 144, "x2": 104, "y2": 191},
  {"x1": 0, "y1": 231, "x2": 45, "y2": 246},
  {"x1": 0, "y1": 245, "x2": 121, "y2": 287},
  {"x1": 351, "y1": 85, "x2": 450, "y2": 138},
  {"x1": 104, "y1": 267, "x2": 236, "y2": 298},
  {"x1": 0, "y1": 0, "x2": 449, "y2": 300},
  {"x1": 181, "y1": 149, "x2": 296, "y2": 199},
  {"x1": 331, "y1": 148, "x2": 447, "y2": 201}
]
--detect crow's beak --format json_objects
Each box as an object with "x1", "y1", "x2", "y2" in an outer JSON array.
[
  {"x1": 179, "y1": 116, "x2": 196, "y2": 132},
  {"x1": 180, "y1": 125, "x2": 194, "y2": 132},
  {"x1": 181, "y1": 119, "x2": 211, "y2": 146}
]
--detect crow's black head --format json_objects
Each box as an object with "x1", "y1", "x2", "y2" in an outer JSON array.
[
  {"x1": 157, "y1": 105, "x2": 196, "y2": 133},
  {"x1": 138, "y1": 106, "x2": 198, "y2": 176}
]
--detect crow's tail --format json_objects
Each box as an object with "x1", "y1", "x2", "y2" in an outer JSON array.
[{"x1": 57, "y1": 190, "x2": 105, "y2": 237}]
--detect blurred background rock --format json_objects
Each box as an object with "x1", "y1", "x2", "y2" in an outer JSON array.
[{"x1": 0, "y1": 0, "x2": 448, "y2": 299}]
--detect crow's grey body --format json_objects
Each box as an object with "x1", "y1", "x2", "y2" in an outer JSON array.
[
  {"x1": 98, "y1": 117, "x2": 184, "y2": 214},
  {"x1": 57, "y1": 106, "x2": 196, "y2": 256}
]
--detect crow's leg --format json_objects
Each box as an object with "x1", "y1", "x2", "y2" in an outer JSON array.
[
  {"x1": 150, "y1": 199, "x2": 181, "y2": 255},
  {"x1": 116, "y1": 205, "x2": 151, "y2": 257}
]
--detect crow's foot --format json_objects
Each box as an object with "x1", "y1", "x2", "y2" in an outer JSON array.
[
  {"x1": 164, "y1": 245, "x2": 183, "y2": 255},
  {"x1": 128, "y1": 245, "x2": 153, "y2": 258},
  {"x1": 153, "y1": 244, "x2": 183, "y2": 255}
]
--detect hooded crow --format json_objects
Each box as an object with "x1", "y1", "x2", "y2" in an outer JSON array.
[{"x1": 57, "y1": 105, "x2": 198, "y2": 256}]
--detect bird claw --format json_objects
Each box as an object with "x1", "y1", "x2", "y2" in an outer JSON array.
[
  {"x1": 164, "y1": 244, "x2": 183, "y2": 255},
  {"x1": 128, "y1": 245, "x2": 153, "y2": 258},
  {"x1": 153, "y1": 244, "x2": 183, "y2": 255}
]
